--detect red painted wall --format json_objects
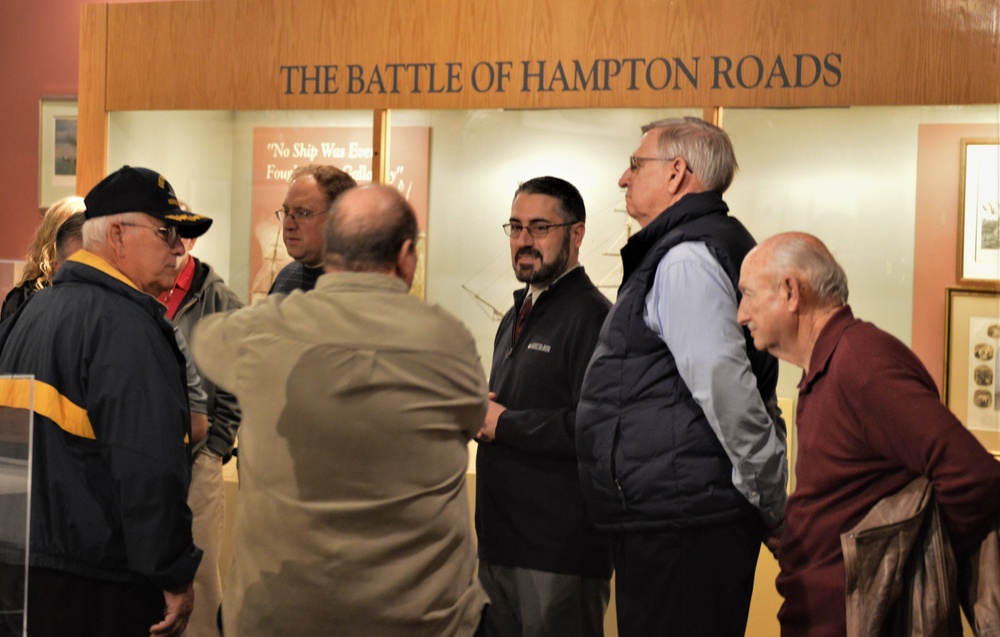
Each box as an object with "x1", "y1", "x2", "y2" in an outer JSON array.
[
  {"x1": 0, "y1": 0, "x2": 196, "y2": 262},
  {"x1": 0, "y1": 0, "x2": 84, "y2": 261}
]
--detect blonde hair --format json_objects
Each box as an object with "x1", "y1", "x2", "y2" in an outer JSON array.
[{"x1": 18, "y1": 196, "x2": 87, "y2": 290}]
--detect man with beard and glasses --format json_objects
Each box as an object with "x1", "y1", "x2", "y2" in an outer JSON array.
[{"x1": 475, "y1": 176, "x2": 613, "y2": 637}]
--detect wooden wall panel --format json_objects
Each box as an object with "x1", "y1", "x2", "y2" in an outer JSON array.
[
  {"x1": 97, "y1": 0, "x2": 1000, "y2": 113},
  {"x1": 78, "y1": 3, "x2": 109, "y2": 194}
]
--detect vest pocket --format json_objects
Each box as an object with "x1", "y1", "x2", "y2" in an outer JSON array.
[{"x1": 610, "y1": 419, "x2": 628, "y2": 509}]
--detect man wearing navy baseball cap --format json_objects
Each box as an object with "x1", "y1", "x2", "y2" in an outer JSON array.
[
  {"x1": 0, "y1": 166, "x2": 209, "y2": 636},
  {"x1": 85, "y1": 165, "x2": 213, "y2": 237}
]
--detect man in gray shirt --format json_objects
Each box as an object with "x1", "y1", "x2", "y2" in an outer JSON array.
[{"x1": 576, "y1": 117, "x2": 787, "y2": 637}]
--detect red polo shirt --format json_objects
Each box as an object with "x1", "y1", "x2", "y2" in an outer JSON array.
[{"x1": 158, "y1": 256, "x2": 195, "y2": 320}]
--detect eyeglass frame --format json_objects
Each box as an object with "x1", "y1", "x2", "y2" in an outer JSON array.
[
  {"x1": 629, "y1": 155, "x2": 694, "y2": 173},
  {"x1": 119, "y1": 222, "x2": 180, "y2": 246},
  {"x1": 502, "y1": 221, "x2": 577, "y2": 238},
  {"x1": 274, "y1": 207, "x2": 328, "y2": 223}
]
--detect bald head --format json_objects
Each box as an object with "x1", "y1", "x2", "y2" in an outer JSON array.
[
  {"x1": 738, "y1": 232, "x2": 848, "y2": 368},
  {"x1": 749, "y1": 232, "x2": 849, "y2": 308},
  {"x1": 323, "y1": 185, "x2": 418, "y2": 284}
]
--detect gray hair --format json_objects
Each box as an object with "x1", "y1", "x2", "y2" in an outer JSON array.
[
  {"x1": 768, "y1": 233, "x2": 849, "y2": 306},
  {"x1": 82, "y1": 212, "x2": 148, "y2": 249},
  {"x1": 642, "y1": 117, "x2": 738, "y2": 193}
]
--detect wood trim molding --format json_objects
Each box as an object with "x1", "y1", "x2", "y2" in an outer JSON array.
[
  {"x1": 78, "y1": 3, "x2": 109, "y2": 194},
  {"x1": 93, "y1": 0, "x2": 999, "y2": 112}
]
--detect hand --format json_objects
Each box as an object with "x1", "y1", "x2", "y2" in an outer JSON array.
[
  {"x1": 476, "y1": 393, "x2": 506, "y2": 442},
  {"x1": 191, "y1": 412, "x2": 210, "y2": 444},
  {"x1": 764, "y1": 520, "x2": 785, "y2": 559},
  {"x1": 150, "y1": 582, "x2": 193, "y2": 637}
]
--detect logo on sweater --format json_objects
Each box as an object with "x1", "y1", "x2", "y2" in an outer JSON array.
[{"x1": 526, "y1": 342, "x2": 551, "y2": 353}]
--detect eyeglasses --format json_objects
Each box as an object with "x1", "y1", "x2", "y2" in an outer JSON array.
[
  {"x1": 502, "y1": 222, "x2": 576, "y2": 238},
  {"x1": 629, "y1": 155, "x2": 694, "y2": 173},
  {"x1": 120, "y1": 222, "x2": 180, "y2": 246},
  {"x1": 275, "y1": 208, "x2": 327, "y2": 223}
]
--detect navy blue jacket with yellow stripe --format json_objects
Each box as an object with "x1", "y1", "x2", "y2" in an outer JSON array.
[{"x1": 0, "y1": 250, "x2": 202, "y2": 591}]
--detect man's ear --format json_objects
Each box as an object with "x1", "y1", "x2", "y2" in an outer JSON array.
[
  {"x1": 570, "y1": 221, "x2": 585, "y2": 250},
  {"x1": 109, "y1": 222, "x2": 127, "y2": 258},
  {"x1": 665, "y1": 157, "x2": 696, "y2": 196},
  {"x1": 395, "y1": 238, "x2": 417, "y2": 289},
  {"x1": 783, "y1": 275, "x2": 803, "y2": 311}
]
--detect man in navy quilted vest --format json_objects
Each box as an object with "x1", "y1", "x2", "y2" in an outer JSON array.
[{"x1": 576, "y1": 117, "x2": 787, "y2": 637}]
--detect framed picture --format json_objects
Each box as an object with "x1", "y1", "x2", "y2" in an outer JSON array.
[
  {"x1": 957, "y1": 138, "x2": 1000, "y2": 288},
  {"x1": 38, "y1": 97, "x2": 78, "y2": 208},
  {"x1": 944, "y1": 287, "x2": 1000, "y2": 454}
]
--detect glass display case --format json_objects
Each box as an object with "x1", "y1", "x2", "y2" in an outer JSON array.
[
  {"x1": 0, "y1": 375, "x2": 34, "y2": 637},
  {"x1": 107, "y1": 104, "x2": 999, "y2": 399}
]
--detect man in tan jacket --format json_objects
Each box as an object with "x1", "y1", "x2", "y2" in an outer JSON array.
[{"x1": 193, "y1": 184, "x2": 489, "y2": 637}]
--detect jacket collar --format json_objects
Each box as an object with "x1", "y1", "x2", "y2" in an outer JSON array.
[
  {"x1": 185, "y1": 258, "x2": 213, "y2": 302},
  {"x1": 513, "y1": 265, "x2": 587, "y2": 308},
  {"x1": 620, "y1": 191, "x2": 729, "y2": 281},
  {"x1": 629, "y1": 191, "x2": 728, "y2": 251},
  {"x1": 315, "y1": 271, "x2": 410, "y2": 295},
  {"x1": 54, "y1": 249, "x2": 170, "y2": 319},
  {"x1": 799, "y1": 305, "x2": 855, "y2": 395},
  {"x1": 63, "y1": 249, "x2": 139, "y2": 291}
]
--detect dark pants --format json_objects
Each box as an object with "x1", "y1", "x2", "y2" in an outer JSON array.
[
  {"x1": 478, "y1": 561, "x2": 610, "y2": 637},
  {"x1": 612, "y1": 517, "x2": 765, "y2": 637},
  {"x1": 0, "y1": 563, "x2": 25, "y2": 637},
  {"x1": 23, "y1": 567, "x2": 163, "y2": 637},
  {"x1": 474, "y1": 605, "x2": 490, "y2": 637}
]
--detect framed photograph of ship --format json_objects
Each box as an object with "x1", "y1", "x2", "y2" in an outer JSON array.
[{"x1": 38, "y1": 98, "x2": 78, "y2": 208}]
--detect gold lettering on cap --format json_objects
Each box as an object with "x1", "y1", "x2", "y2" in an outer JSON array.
[
  {"x1": 164, "y1": 213, "x2": 205, "y2": 222},
  {"x1": 158, "y1": 175, "x2": 166, "y2": 189}
]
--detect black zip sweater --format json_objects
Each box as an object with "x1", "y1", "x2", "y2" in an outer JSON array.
[{"x1": 475, "y1": 266, "x2": 613, "y2": 578}]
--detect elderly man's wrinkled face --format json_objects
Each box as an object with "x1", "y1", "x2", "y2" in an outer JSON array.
[
  {"x1": 118, "y1": 214, "x2": 186, "y2": 296},
  {"x1": 617, "y1": 131, "x2": 676, "y2": 228},
  {"x1": 737, "y1": 250, "x2": 791, "y2": 356}
]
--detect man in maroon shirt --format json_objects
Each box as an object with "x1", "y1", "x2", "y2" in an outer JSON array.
[{"x1": 737, "y1": 231, "x2": 1000, "y2": 637}]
